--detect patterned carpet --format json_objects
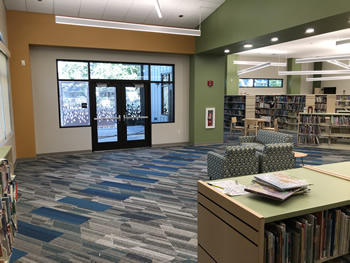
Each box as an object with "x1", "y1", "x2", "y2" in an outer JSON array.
[{"x1": 11, "y1": 132, "x2": 350, "y2": 262}]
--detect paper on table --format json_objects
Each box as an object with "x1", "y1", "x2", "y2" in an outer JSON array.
[{"x1": 209, "y1": 180, "x2": 249, "y2": 196}]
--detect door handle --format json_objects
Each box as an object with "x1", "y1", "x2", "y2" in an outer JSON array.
[
  {"x1": 124, "y1": 116, "x2": 149, "y2": 120},
  {"x1": 94, "y1": 115, "x2": 121, "y2": 121}
]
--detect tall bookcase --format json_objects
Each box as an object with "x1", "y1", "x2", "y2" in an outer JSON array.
[
  {"x1": 198, "y1": 162, "x2": 350, "y2": 263},
  {"x1": 297, "y1": 112, "x2": 350, "y2": 145}
]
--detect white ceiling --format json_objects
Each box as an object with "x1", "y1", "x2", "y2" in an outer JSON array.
[
  {"x1": 4, "y1": 0, "x2": 225, "y2": 29},
  {"x1": 238, "y1": 27, "x2": 350, "y2": 59}
]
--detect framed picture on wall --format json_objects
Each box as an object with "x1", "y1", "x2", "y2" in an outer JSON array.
[{"x1": 205, "y1": 107, "x2": 215, "y2": 129}]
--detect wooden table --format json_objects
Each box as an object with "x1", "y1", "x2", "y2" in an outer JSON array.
[{"x1": 294, "y1": 151, "x2": 308, "y2": 166}]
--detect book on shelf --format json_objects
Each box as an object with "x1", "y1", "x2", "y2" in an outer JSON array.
[{"x1": 265, "y1": 206, "x2": 350, "y2": 263}]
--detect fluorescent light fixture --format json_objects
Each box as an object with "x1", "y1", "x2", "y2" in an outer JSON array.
[
  {"x1": 271, "y1": 37, "x2": 278, "y2": 42},
  {"x1": 154, "y1": 0, "x2": 162, "y2": 18},
  {"x1": 237, "y1": 62, "x2": 271, "y2": 75},
  {"x1": 234, "y1": 61, "x2": 286, "y2": 67},
  {"x1": 327, "y1": 60, "x2": 350, "y2": 69},
  {"x1": 224, "y1": 49, "x2": 230, "y2": 53},
  {"x1": 305, "y1": 28, "x2": 314, "y2": 34},
  {"x1": 295, "y1": 55, "x2": 350, "y2": 63},
  {"x1": 55, "y1": 16, "x2": 201, "y2": 36},
  {"x1": 306, "y1": 76, "x2": 350, "y2": 81},
  {"x1": 278, "y1": 70, "x2": 350, "y2": 75},
  {"x1": 244, "y1": 43, "x2": 253, "y2": 48},
  {"x1": 336, "y1": 38, "x2": 350, "y2": 46}
]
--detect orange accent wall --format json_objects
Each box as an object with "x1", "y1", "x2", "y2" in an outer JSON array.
[{"x1": 6, "y1": 11, "x2": 195, "y2": 158}]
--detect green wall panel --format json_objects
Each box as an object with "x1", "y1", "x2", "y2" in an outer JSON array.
[
  {"x1": 196, "y1": 0, "x2": 350, "y2": 53},
  {"x1": 189, "y1": 54, "x2": 226, "y2": 144},
  {"x1": 226, "y1": 54, "x2": 239, "y2": 95},
  {"x1": 287, "y1": 58, "x2": 301, "y2": 94}
]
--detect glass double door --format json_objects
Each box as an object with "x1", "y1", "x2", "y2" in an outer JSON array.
[{"x1": 90, "y1": 82, "x2": 151, "y2": 151}]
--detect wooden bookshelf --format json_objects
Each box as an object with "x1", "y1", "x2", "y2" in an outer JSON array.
[
  {"x1": 298, "y1": 112, "x2": 350, "y2": 145},
  {"x1": 198, "y1": 162, "x2": 350, "y2": 263}
]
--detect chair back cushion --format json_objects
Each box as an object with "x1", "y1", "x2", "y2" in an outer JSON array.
[{"x1": 256, "y1": 130, "x2": 292, "y2": 144}]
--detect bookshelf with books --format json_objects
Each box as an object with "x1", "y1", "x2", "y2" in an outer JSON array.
[
  {"x1": 315, "y1": 95, "x2": 327, "y2": 113},
  {"x1": 298, "y1": 112, "x2": 350, "y2": 146},
  {"x1": 224, "y1": 95, "x2": 246, "y2": 130},
  {"x1": 0, "y1": 158, "x2": 18, "y2": 263},
  {"x1": 335, "y1": 95, "x2": 350, "y2": 113},
  {"x1": 198, "y1": 162, "x2": 350, "y2": 263},
  {"x1": 255, "y1": 95, "x2": 305, "y2": 131}
]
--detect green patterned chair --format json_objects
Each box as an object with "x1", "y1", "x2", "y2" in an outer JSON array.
[
  {"x1": 256, "y1": 143, "x2": 295, "y2": 173},
  {"x1": 207, "y1": 146, "x2": 259, "y2": 180},
  {"x1": 239, "y1": 130, "x2": 293, "y2": 152}
]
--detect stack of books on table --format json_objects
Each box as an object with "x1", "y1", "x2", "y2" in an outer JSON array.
[{"x1": 245, "y1": 172, "x2": 311, "y2": 201}]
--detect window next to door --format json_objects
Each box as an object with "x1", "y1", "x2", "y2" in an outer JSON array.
[{"x1": 57, "y1": 60, "x2": 175, "y2": 128}]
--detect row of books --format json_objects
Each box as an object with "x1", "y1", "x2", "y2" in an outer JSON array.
[
  {"x1": 300, "y1": 115, "x2": 322, "y2": 124},
  {"x1": 297, "y1": 134, "x2": 320, "y2": 145},
  {"x1": 257, "y1": 102, "x2": 273, "y2": 109},
  {"x1": 299, "y1": 125, "x2": 321, "y2": 135},
  {"x1": 315, "y1": 104, "x2": 326, "y2": 110},
  {"x1": 224, "y1": 109, "x2": 245, "y2": 116},
  {"x1": 256, "y1": 109, "x2": 274, "y2": 115},
  {"x1": 265, "y1": 206, "x2": 350, "y2": 263},
  {"x1": 315, "y1": 96, "x2": 327, "y2": 104},
  {"x1": 224, "y1": 103, "x2": 245, "y2": 110},
  {"x1": 331, "y1": 116, "x2": 350, "y2": 126},
  {"x1": 336, "y1": 95, "x2": 350, "y2": 101},
  {"x1": 256, "y1": 96, "x2": 275, "y2": 103},
  {"x1": 225, "y1": 96, "x2": 245, "y2": 103}
]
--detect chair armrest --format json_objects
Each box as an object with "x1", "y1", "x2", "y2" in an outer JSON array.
[
  {"x1": 239, "y1": 136, "x2": 256, "y2": 144},
  {"x1": 207, "y1": 151, "x2": 225, "y2": 180}
]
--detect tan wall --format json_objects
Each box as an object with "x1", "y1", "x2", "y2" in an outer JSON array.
[{"x1": 6, "y1": 11, "x2": 195, "y2": 158}]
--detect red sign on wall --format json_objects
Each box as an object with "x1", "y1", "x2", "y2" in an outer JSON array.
[{"x1": 207, "y1": 80, "x2": 213, "y2": 87}]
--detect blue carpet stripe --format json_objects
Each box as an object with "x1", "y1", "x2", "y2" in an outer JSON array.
[
  {"x1": 10, "y1": 248, "x2": 27, "y2": 263},
  {"x1": 99, "y1": 181, "x2": 146, "y2": 191},
  {"x1": 169, "y1": 152, "x2": 201, "y2": 158},
  {"x1": 129, "y1": 169, "x2": 170, "y2": 177},
  {"x1": 18, "y1": 221, "x2": 63, "y2": 242},
  {"x1": 152, "y1": 160, "x2": 188, "y2": 166},
  {"x1": 80, "y1": 188, "x2": 130, "y2": 200},
  {"x1": 58, "y1": 197, "x2": 112, "y2": 212},
  {"x1": 116, "y1": 174, "x2": 158, "y2": 183},
  {"x1": 32, "y1": 207, "x2": 90, "y2": 225},
  {"x1": 140, "y1": 164, "x2": 179, "y2": 172},
  {"x1": 160, "y1": 156, "x2": 195, "y2": 162},
  {"x1": 174, "y1": 150, "x2": 207, "y2": 155}
]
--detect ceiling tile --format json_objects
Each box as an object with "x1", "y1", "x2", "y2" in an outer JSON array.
[
  {"x1": 26, "y1": 0, "x2": 54, "y2": 14},
  {"x1": 101, "y1": 0, "x2": 131, "y2": 21},
  {"x1": 54, "y1": 0, "x2": 81, "y2": 17},
  {"x1": 4, "y1": 0, "x2": 27, "y2": 11},
  {"x1": 79, "y1": 0, "x2": 108, "y2": 20},
  {"x1": 123, "y1": 1, "x2": 154, "y2": 24}
]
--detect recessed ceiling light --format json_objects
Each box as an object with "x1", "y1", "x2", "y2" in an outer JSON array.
[
  {"x1": 271, "y1": 37, "x2": 278, "y2": 42},
  {"x1": 305, "y1": 28, "x2": 314, "y2": 34},
  {"x1": 224, "y1": 49, "x2": 230, "y2": 53},
  {"x1": 244, "y1": 44, "x2": 253, "y2": 48}
]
